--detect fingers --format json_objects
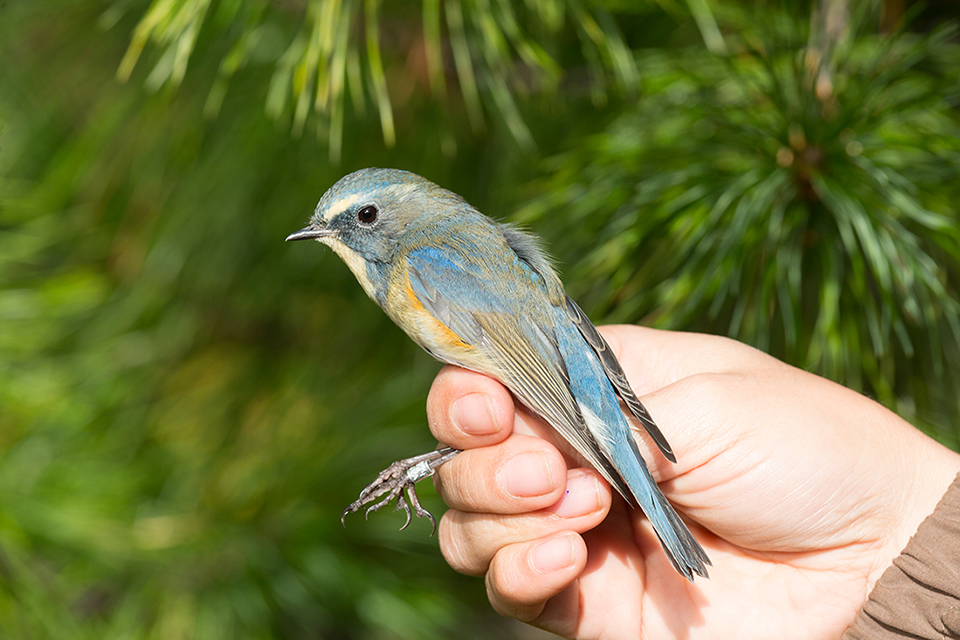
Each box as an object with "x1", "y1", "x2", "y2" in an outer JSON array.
[
  {"x1": 439, "y1": 463, "x2": 611, "y2": 575},
  {"x1": 427, "y1": 365, "x2": 516, "y2": 449},
  {"x1": 429, "y1": 366, "x2": 613, "y2": 579},
  {"x1": 434, "y1": 434, "x2": 566, "y2": 512},
  {"x1": 484, "y1": 532, "x2": 587, "y2": 624},
  {"x1": 435, "y1": 434, "x2": 608, "y2": 577}
]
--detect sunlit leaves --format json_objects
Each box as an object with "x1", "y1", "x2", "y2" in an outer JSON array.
[
  {"x1": 522, "y1": 13, "x2": 960, "y2": 442},
  {"x1": 4, "y1": 1, "x2": 960, "y2": 638},
  {"x1": 117, "y1": 0, "x2": 642, "y2": 159}
]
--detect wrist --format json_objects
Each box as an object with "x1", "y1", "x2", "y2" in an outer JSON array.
[
  {"x1": 889, "y1": 434, "x2": 960, "y2": 566},
  {"x1": 844, "y1": 469, "x2": 960, "y2": 639}
]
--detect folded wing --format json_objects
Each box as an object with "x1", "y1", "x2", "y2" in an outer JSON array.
[
  {"x1": 563, "y1": 296, "x2": 676, "y2": 463},
  {"x1": 405, "y1": 245, "x2": 631, "y2": 499}
]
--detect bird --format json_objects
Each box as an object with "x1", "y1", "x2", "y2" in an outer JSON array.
[{"x1": 286, "y1": 167, "x2": 710, "y2": 581}]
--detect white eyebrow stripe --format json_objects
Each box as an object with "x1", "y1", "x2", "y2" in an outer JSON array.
[
  {"x1": 318, "y1": 181, "x2": 416, "y2": 222},
  {"x1": 320, "y1": 192, "x2": 364, "y2": 222}
]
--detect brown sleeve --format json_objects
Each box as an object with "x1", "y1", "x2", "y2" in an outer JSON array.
[{"x1": 842, "y1": 472, "x2": 960, "y2": 640}]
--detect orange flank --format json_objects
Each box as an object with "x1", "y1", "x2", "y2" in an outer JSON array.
[{"x1": 403, "y1": 273, "x2": 473, "y2": 352}]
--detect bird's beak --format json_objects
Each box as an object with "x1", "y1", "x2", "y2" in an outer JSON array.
[{"x1": 285, "y1": 226, "x2": 335, "y2": 242}]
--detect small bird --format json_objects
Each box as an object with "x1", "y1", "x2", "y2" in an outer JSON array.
[{"x1": 287, "y1": 168, "x2": 710, "y2": 581}]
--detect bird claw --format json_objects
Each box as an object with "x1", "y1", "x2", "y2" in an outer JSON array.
[{"x1": 341, "y1": 446, "x2": 461, "y2": 535}]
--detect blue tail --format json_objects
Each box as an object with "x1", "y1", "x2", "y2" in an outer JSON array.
[
  {"x1": 607, "y1": 424, "x2": 710, "y2": 581},
  {"x1": 552, "y1": 313, "x2": 710, "y2": 581}
]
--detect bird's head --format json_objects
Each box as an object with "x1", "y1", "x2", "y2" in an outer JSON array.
[{"x1": 286, "y1": 168, "x2": 471, "y2": 299}]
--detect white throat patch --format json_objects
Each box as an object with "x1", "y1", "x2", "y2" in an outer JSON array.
[{"x1": 318, "y1": 236, "x2": 379, "y2": 302}]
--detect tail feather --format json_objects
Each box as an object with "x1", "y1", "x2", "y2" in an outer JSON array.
[
  {"x1": 552, "y1": 308, "x2": 710, "y2": 580},
  {"x1": 642, "y1": 473, "x2": 711, "y2": 581},
  {"x1": 612, "y1": 424, "x2": 710, "y2": 581}
]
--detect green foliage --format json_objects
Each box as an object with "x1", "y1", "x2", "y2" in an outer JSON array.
[
  {"x1": 520, "y1": 6, "x2": 960, "y2": 444},
  {"x1": 116, "y1": 0, "x2": 643, "y2": 159},
  {"x1": 1, "y1": 1, "x2": 548, "y2": 638},
  {"x1": 1, "y1": 0, "x2": 959, "y2": 638}
]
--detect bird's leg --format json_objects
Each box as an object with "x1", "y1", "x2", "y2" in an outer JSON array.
[{"x1": 341, "y1": 446, "x2": 461, "y2": 535}]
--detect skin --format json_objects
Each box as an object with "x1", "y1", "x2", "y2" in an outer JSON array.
[{"x1": 427, "y1": 325, "x2": 960, "y2": 640}]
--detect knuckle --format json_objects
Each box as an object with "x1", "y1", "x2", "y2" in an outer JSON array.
[
  {"x1": 434, "y1": 451, "x2": 487, "y2": 510},
  {"x1": 485, "y1": 547, "x2": 544, "y2": 622},
  {"x1": 438, "y1": 511, "x2": 488, "y2": 576},
  {"x1": 679, "y1": 371, "x2": 742, "y2": 409}
]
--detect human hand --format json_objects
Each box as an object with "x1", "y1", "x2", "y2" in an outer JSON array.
[{"x1": 426, "y1": 326, "x2": 960, "y2": 639}]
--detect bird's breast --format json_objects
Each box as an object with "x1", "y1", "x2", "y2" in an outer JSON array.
[{"x1": 382, "y1": 263, "x2": 491, "y2": 371}]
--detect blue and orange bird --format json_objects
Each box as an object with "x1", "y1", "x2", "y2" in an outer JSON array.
[{"x1": 286, "y1": 168, "x2": 710, "y2": 581}]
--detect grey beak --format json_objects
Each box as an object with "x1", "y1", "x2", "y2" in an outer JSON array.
[{"x1": 285, "y1": 226, "x2": 335, "y2": 242}]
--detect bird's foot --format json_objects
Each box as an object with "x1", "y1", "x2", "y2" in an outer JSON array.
[{"x1": 341, "y1": 446, "x2": 461, "y2": 535}]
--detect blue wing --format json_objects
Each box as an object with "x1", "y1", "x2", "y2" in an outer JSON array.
[
  {"x1": 563, "y1": 297, "x2": 676, "y2": 462},
  {"x1": 404, "y1": 244, "x2": 631, "y2": 499},
  {"x1": 406, "y1": 243, "x2": 709, "y2": 580},
  {"x1": 551, "y1": 304, "x2": 710, "y2": 579}
]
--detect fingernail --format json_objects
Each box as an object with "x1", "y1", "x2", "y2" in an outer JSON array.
[
  {"x1": 498, "y1": 452, "x2": 554, "y2": 498},
  {"x1": 452, "y1": 393, "x2": 500, "y2": 436},
  {"x1": 553, "y1": 471, "x2": 603, "y2": 518},
  {"x1": 531, "y1": 535, "x2": 576, "y2": 574}
]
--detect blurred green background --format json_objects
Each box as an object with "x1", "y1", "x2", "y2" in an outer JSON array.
[{"x1": 2, "y1": 0, "x2": 959, "y2": 637}]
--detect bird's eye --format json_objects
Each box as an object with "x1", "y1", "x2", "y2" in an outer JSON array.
[{"x1": 357, "y1": 204, "x2": 379, "y2": 226}]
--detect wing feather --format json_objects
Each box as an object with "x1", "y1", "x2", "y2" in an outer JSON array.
[
  {"x1": 563, "y1": 296, "x2": 676, "y2": 463},
  {"x1": 474, "y1": 313, "x2": 630, "y2": 499},
  {"x1": 405, "y1": 246, "x2": 630, "y2": 498}
]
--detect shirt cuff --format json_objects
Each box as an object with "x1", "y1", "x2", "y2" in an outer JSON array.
[{"x1": 842, "y1": 471, "x2": 960, "y2": 639}]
